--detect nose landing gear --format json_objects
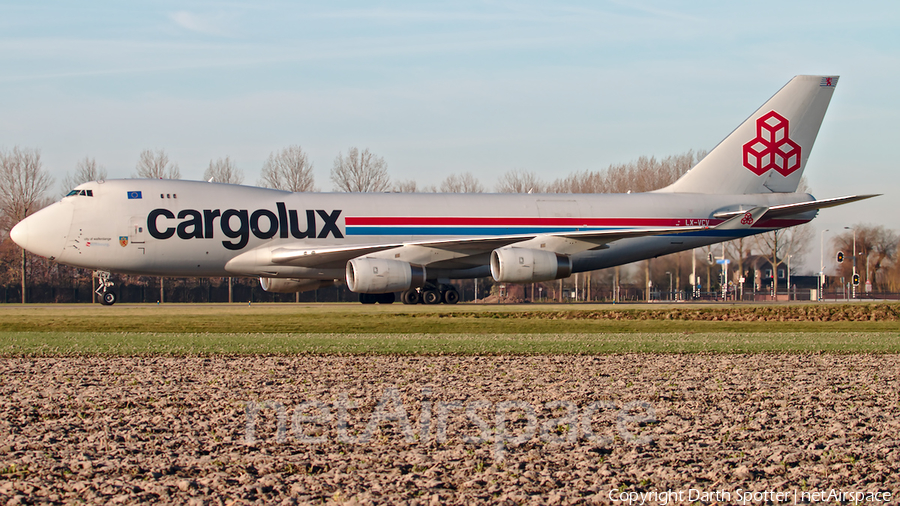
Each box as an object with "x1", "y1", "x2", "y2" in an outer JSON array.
[{"x1": 94, "y1": 271, "x2": 117, "y2": 306}]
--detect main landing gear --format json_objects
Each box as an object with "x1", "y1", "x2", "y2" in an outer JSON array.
[
  {"x1": 400, "y1": 283, "x2": 459, "y2": 305},
  {"x1": 94, "y1": 271, "x2": 117, "y2": 306},
  {"x1": 358, "y1": 283, "x2": 460, "y2": 305}
]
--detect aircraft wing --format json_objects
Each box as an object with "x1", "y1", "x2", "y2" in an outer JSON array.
[
  {"x1": 225, "y1": 224, "x2": 710, "y2": 273},
  {"x1": 713, "y1": 194, "x2": 879, "y2": 221}
]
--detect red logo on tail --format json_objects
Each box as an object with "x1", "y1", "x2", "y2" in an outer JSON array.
[{"x1": 742, "y1": 111, "x2": 801, "y2": 177}]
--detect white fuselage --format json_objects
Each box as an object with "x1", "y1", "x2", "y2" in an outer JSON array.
[{"x1": 17, "y1": 179, "x2": 815, "y2": 281}]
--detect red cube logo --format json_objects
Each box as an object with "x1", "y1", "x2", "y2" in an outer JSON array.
[{"x1": 742, "y1": 111, "x2": 802, "y2": 177}]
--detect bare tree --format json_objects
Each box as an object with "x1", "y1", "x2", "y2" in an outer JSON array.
[
  {"x1": 392, "y1": 179, "x2": 436, "y2": 193},
  {"x1": 440, "y1": 172, "x2": 484, "y2": 193},
  {"x1": 0, "y1": 147, "x2": 54, "y2": 303},
  {"x1": 547, "y1": 150, "x2": 705, "y2": 193},
  {"x1": 723, "y1": 236, "x2": 753, "y2": 294},
  {"x1": 496, "y1": 169, "x2": 543, "y2": 193},
  {"x1": 134, "y1": 149, "x2": 181, "y2": 179},
  {"x1": 204, "y1": 156, "x2": 244, "y2": 185},
  {"x1": 833, "y1": 224, "x2": 899, "y2": 291},
  {"x1": 62, "y1": 156, "x2": 108, "y2": 194},
  {"x1": 258, "y1": 145, "x2": 316, "y2": 192},
  {"x1": 392, "y1": 179, "x2": 417, "y2": 193},
  {"x1": 869, "y1": 227, "x2": 899, "y2": 290},
  {"x1": 331, "y1": 147, "x2": 389, "y2": 192},
  {"x1": 546, "y1": 170, "x2": 604, "y2": 194},
  {"x1": 884, "y1": 240, "x2": 900, "y2": 292},
  {"x1": 752, "y1": 225, "x2": 813, "y2": 294},
  {"x1": 0, "y1": 147, "x2": 54, "y2": 233},
  {"x1": 752, "y1": 177, "x2": 814, "y2": 294}
]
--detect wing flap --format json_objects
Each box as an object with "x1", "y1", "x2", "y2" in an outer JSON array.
[{"x1": 506, "y1": 225, "x2": 709, "y2": 255}]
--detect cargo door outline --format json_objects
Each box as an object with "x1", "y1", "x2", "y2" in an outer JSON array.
[{"x1": 130, "y1": 216, "x2": 147, "y2": 255}]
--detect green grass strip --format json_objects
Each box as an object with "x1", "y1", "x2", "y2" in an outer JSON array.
[
  {"x1": 2, "y1": 331, "x2": 898, "y2": 356},
  {"x1": 0, "y1": 302, "x2": 897, "y2": 334}
]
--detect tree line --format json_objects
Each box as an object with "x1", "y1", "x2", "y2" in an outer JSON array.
[
  {"x1": 0, "y1": 145, "x2": 897, "y2": 303},
  {"x1": 130, "y1": 146, "x2": 715, "y2": 195}
]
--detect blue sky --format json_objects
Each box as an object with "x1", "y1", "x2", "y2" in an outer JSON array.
[{"x1": 1, "y1": 1, "x2": 897, "y2": 265}]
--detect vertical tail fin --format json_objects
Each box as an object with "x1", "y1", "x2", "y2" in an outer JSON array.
[{"x1": 658, "y1": 75, "x2": 838, "y2": 194}]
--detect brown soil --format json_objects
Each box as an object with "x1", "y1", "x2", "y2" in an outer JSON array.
[
  {"x1": 497, "y1": 303, "x2": 900, "y2": 322},
  {"x1": 1, "y1": 355, "x2": 897, "y2": 504}
]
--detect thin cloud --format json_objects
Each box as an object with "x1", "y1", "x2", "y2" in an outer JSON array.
[
  {"x1": 170, "y1": 11, "x2": 235, "y2": 37},
  {"x1": 606, "y1": 0, "x2": 704, "y2": 23}
]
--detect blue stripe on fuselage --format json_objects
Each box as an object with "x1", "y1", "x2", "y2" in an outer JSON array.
[{"x1": 344, "y1": 226, "x2": 624, "y2": 236}]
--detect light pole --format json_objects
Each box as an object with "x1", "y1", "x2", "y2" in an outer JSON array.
[
  {"x1": 787, "y1": 254, "x2": 792, "y2": 300},
  {"x1": 691, "y1": 249, "x2": 697, "y2": 299},
  {"x1": 850, "y1": 228, "x2": 856, "y2": 299},
  {"x1": 819, "y1": 228, "x2": 829, "y2": 301},
  {"x1": 849, "y1": 226, "x2": 857, "y2": 299}
]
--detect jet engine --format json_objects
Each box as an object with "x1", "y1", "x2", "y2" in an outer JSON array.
[
  {"x1": 259, "y1": 278, "x2": 335, "y2": 293},
  {"x1": 490, "y1": 247, "x2": 572, "y2": 283},
  {"x1": 346, "y1": 258, "x2": 426, "y2": 294}
]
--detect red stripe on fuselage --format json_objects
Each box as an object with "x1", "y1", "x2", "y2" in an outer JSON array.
[{"x1": 344, "y1": 217, "x2": 720, "y2": 227}]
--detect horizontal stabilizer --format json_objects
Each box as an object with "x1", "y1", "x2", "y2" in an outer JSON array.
[
  {"x1": 713, "y1": 194, "x2": 880, "y2": 221},
  {"x1": 713, "y1": 206, "x2": 769, "y2": 230}
]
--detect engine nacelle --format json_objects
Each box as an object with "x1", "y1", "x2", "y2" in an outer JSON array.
[
  {"x1": 490, "y1": 247, "x2": 572, "y2": 283},
  {"x1": 346, "y1": 258, "x2": 426, "y2": 294},
  {"x1": 259, "y1": 278, "x2": 335, "y2": 293}
]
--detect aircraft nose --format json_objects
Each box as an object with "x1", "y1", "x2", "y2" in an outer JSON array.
[{"x1": 9, "y1": 202, "x2": 73, "y2": 260}]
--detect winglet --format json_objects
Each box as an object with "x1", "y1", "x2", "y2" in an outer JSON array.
[{"x1": 714, "y1": 206, "x2": 769, "y2": 230}]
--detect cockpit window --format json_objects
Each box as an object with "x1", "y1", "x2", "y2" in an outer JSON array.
[{"x1": 66, "y1": 189, "x2": 93, "y2": 197}]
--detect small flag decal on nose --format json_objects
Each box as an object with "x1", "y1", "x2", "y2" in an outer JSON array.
[{"x1": 127, "y1": 191, "x2": 142, "y2": 199}]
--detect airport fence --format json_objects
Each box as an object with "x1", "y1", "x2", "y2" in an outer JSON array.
[
  {"x1": 0, "y1": 279, "x2": 358, "y2": 304},
  {"x1": 2, "y1": 280, "x2": 898, "y2": 304}
]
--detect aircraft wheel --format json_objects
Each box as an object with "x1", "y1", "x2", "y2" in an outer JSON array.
[
  {"x1": 377, "y1": 293, "x2": 395, "y2": 304},
  {"x1": 359, "y1": 293, "x2": 376, "y2": 304},
  {"x1": 401, "y1": 289, "x2": 420, "y2": 305},
  {"x1": 443, "y1": 288, "x2": 460, "y2": 305},
  {"x1": 423, "y1": 289, "x2": 442, "y2": 305},
  {"x1": 100, "y1": 290, "x2": 117, "y2": 306}
]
